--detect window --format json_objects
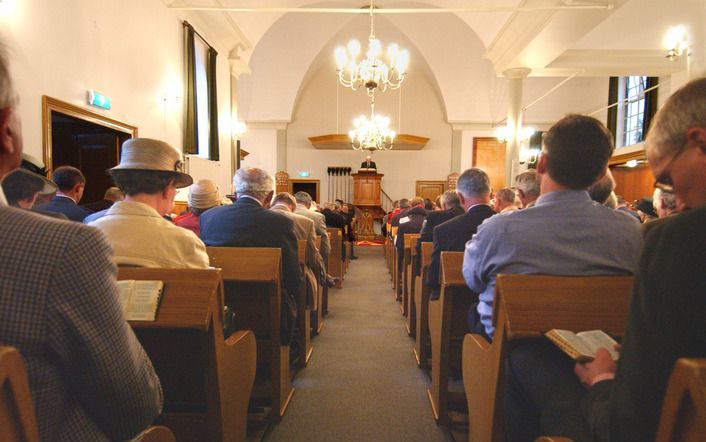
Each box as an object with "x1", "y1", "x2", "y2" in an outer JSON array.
[
  {"x1": 607, "y1": 76, "x2": 658, "y2": 148},
  {"x1": 184, "y1": 23, "x2": 219, "y2": 161}
]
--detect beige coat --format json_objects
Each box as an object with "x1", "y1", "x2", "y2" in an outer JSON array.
[
  {"x1": 271, "y1": 204, "x2": 324, "y2": 279},
  {"x1": 89, "y1": 201, "x2": 209, "y2": 268}
]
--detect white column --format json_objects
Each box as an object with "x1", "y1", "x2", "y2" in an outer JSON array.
[
  {"x1": 503, "y1": 68, "x2": 531, "y2": 187},
  {"x1": 229, "y1": 50, "x2": 251, "y2": 179}
]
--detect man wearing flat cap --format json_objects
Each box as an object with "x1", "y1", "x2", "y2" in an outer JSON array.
[
  {"x1": 174, "y1": 179, "x2": 222, "y2": 236},
  {"x1": 89, "y1": 138, "x2": 209, "y2": 268}
]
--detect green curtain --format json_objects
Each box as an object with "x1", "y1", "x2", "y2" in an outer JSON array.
[
  {"x1": 207, "y1": 46, "x2": 219, "y2": 161},
  {"x1": 184, "y1": 23, "x2": 198, "y2": 155},
  {"x1": 606, "y1": 77, "x2": 619, "y2": 142},
  {"x1": 642, "y1": 76, "x2": 659, "y2": 140}
]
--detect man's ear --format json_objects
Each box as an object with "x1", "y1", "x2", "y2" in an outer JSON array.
[
  {"x1": 686, "y1": 127, "x2": 706, "y2": 153},
  {"x1": 536, "y1": 153, "x2": 548, "y2": 175},
  {"x1": 455, "y1": 191, "x2": 465, "y2": 206},
  {"x1": 0, "y1": 107, "x2": 14, "y2": 156},
  {"x1": 264, "y1": 190, "x2": 274, "y2": 207}
]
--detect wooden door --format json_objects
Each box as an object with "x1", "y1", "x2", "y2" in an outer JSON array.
[
  {"x1": 473, "y1": 138, "x2": 506, "y2": 192},
  {"x1": 415, "y1": 181, "x2": 446, "y2": 201}
]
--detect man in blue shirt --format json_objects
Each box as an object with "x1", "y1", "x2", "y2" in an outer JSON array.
[{"x1": 462, "y1": 114, "x2": 642, "y2": 440}]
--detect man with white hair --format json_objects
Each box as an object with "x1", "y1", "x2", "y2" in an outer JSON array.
[
  {"x1": 514, "y1": 169, "x2": 540, "y2": 208},
  {"x1": 200, "y1": 167, "x2": 301, "y2": 345},
  {"x1": 0, "y1": 43, "x2": 162, "y2": 440}
]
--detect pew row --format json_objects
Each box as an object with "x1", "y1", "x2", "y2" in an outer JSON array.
[
  {"x1": 0, "y1": 346, "x2": 39, "y2": 442},
  {"x1": 404, "y1": 233, "x2": 421, "y2": 335},
  {"x1": 428, "y1": 251, "x2": 474, "y2": 425},
  {"x1": 206, "y1": 248, "x2": 294, "y2": 422},
  {"x1": 463, "y1": 274, "x2": 633, "y2": 442},
  {"x1": 327, "y1": 228, "x2": 343, "y2": 289},
  {"x1": 119, "y1": 268, "x2": 256, "y2": 442},
  {"x1": 296, "y1": 239, "x2": 314, "y2": 368},
  {"x1": 414, "y1": 241, "x2": 434, "y2": 369}
]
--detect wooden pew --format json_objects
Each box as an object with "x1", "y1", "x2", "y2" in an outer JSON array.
[
  {"x1": 655, "y1": 358, "x2": 706, "y2": 442},
  {"x1": 120, "y1": 268, "x2": 257, "y2": 442},
  {"x1": 463, "y1": 274, "x2": 633, "y2": 442},
  {"x1": 414, "y1": 241, "x2": 434, "y2": 369},
  {"x1": 0, "y1": 346, "x2": 39, "y2": 442},
  {"x1": 136, "y1": 426, "x2": 176, "y2": 442},
  {"x1": 403, "y1": 233, "x2": 421, "y2": 334},
  {"x1": 313, "y1": 236, "x2": 328, "y2": 322},
  {"x1": 296, "y1": 239, "x2": 314, "y2": 368},
  {"x1": 327, "y1": 228, "x2": 343, "y2": 289},
  {"x1": 391, "y1": 226, "x2": 399, "y2": 295},
  {"x1": 427, "y1": 251, "x2": 474, "y2": 425},
  {"x1": 205, "y1": 248, "x2": 294, "y2": 422}
]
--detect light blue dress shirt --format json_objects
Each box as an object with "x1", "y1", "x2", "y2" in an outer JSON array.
[{"x1": 463, "y1": 190, "x2": 642, "y2": 339}]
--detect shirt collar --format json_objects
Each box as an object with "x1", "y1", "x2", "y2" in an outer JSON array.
[
  {"x1": 56, "y1": 194, "x2": 77, "y2": 204},
  {"x1": 535, "y1": 189, "x2": 591, "y2": 206},
  {"x1": 239, "y1": 195, "x2": 263, "y2": 206},
  {"x1": 467, "y1": 203, "x2": 491, "y2": 212}
]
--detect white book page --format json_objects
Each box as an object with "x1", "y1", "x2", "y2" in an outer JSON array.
[
  {"x1": 552, "y1": 329, "x2": 594, "y2": 358},
  {"x1": 116, "y1": 280, "x2": 134, "y2": 314},
  {"x1": 577, "y1": 330, "x2": 619, "y2": 360},
  {"x1": 125, "y1": 281, "x2": 163, "y2": 321}
]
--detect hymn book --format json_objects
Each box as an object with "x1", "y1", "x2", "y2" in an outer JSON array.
[
  {"x1": 117, "y1": 280, "x2": 164, "y2": 321},
  {"x1": 545, "y1": 329, "x2": 619, "y2": 363}
]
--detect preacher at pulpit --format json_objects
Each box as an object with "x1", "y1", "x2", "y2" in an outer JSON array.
[{"x1": 360, "y1": 155, "x2": 377, "y2": 171}]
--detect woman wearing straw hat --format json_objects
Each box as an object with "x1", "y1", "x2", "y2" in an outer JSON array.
[
  {"x1": 89, "y1": 138, "x2": 209, "y2": 268},
  {"x1": 174, "y1": 179, "x2": 222, "y2": 236}
]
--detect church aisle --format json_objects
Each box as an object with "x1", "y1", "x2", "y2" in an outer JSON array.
[{"x1": 265, "y1": 246, "x2": 453, "y2": 442}]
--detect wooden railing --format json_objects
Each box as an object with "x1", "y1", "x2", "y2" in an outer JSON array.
[{"x1": 380, "y1": 188, "x2": 394, "y2": 213}]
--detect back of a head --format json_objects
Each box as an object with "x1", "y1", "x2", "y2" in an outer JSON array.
[
  {"x1": 543, "y1": 114, "x2": 614, "y2": 189},
  {"x1": 2, "y1": 169, "x2": 45, "y2": 206},
  {"x1": 272, "y1": 192, "x2": 296, "y2": 209},
  {"x1": 588, "y1": 169, "x2": 615, "y2": 204},
  {"x1": 294, "y1": 191, "x2": 312, "y2": 207},
  {"x1": 515, "y1": 169, "x2": 540, "y2": 197},
  {"x1": 104, "y1": 186, "x2": 124, "y2": 202},
  {"x1": 233, "y1": 167, "x2": 274, "y2": 201},
  {"x1": 495, "y1": 188, "x2": 516, "y2": 205},
  {"x1": 111, "y1": 170, "x2": 179, "y2": 196},
  {"x1": 457, "y1": 168, "x2": 491, "y2": 198},
  {"x1": 398, "y1": 198, "x2": 410, "y2": 209},
  {"x1": 409, "y1": 197, "x2": 424, "y2": 207},
  {"x1": 440, "y1": 189, "x2": 461, "y2": 209},
  {"x1": 646, "y1": 77, "x2": 706, "y2": 160},
  {"x1": 52, "y1": 166, "x2": 86, "y2": 192},
  {"x1": 0, "y1": 43, "x2": 17, "y2": 111}
]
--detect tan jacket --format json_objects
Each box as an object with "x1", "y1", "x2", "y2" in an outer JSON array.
[
  {"x1": 89, "y1": 201, "x2": 209, "y2": 268},
  {"x1": 271, "y1": 204, "x2": 324, "y2": 279}
]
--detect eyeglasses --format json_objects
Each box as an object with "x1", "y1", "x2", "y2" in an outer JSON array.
[{"x1": 653, "y1": 144, "x2": 691, "y2": 192}]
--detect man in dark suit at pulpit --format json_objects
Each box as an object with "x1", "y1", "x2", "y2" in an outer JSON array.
[{"x1": 360, "y1": 155, "x2": 376, "y2": 171}]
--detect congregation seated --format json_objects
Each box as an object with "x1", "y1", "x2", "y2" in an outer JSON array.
[
  {"x1": 0, "y1": 47, "x2": 162, "y2": 440},
  {"x1": 173, "y1": 179, "x2": 222, "y2": 236},
  {"x1": 82, "y1": 186, "x2": 125, "y2": 223},
  {"x1": 1, "y1": 168, "x2": 64, "y2": 220},
  {"x1": 426, "y1": 169, "x2": 495, "y2": 300},
  {"x1": 34, "y1": 165, "x2": 93, "y2": 221},
  {"x1": 395, "y1": 196, "x2": 427, "y2": 277},
  {"x1": 294, "y1": 190, "x2": 337, "y2": 286},
  {"x1": 463, "y1": 114, "x2": 643, "y2": 440},
  {"x1": 200, "y1": 167, "x2": 301, "y2": 345},
  {"x1": 493, "y1": 187, "x2": 521, "y2": 213},
  {"x1": 415, "y1": 189, "x2": 463, "y2": 275},
  {"x1": 88, "y1": 138, "x2": 209, "y2": 268},
  {"x1": 514, "y1": 168, "x2": 540, "y2": 208},
  {"x1": 389, "y1": 198, "x2": 410, "y2": 228}
]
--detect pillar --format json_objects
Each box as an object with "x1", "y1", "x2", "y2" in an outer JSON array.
[{"x1": 503, "y1": 68, "x2": 531, "y2": 187}]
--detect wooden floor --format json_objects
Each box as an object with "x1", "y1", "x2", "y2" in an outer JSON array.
[{"x1": 264, "y1": 246, "x2": 453, "y2": 442}]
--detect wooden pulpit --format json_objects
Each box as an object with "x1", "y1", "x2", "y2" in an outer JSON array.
[{"x1": 352, "y1": 172, "x2": 385, "y2": 240}]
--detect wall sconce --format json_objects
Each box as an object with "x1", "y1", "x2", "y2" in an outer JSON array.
[{"x1": 664, "y1": 25, "x2": 689, "y2": 61}]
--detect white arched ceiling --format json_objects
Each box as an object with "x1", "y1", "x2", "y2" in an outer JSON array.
[{"x1": 237, "y1": 1, "x2": 502, "y2": 124}]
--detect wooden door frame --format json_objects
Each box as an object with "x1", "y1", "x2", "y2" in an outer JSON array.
[
  {"x1": 289, "y1": 179, "x2": 320, "y2": 203},
  {"x1": 42, "y1": 95, "x2": 138, "y2": 176}
]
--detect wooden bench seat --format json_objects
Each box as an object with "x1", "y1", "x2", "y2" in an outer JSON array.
[
  {"x1": 463, "y1": 274, "x2": 633, "y2": 442},
  {"x1": 327, "y1": 228, "x2": 343, "y2": 289},
  {"x1": 120, "y1": 268, "x2": 256, "y2": 442},
  {"x1": 296, "y1": 239, "x2": 314, "y2": 368},
  {"x1": 428, "y1": 251, "x2": 475, "y2": 425},
  {"x1": 0, "y1": 346, "x2": 39, "y2": 442},
  {"x1": 414, "y1": 241, "x2": 434, "y2": 369},
  {"x1": 404, "y1": 233, "x2": 421, "y2": 334},
  {"x1": 206, "y1": 248, "x2": 294, "y2": 422}
]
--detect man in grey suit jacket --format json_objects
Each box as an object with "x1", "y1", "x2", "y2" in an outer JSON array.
[
  {"x1": 0, "y1": 45, "x2": 162, "y2": 441},
  {"x1": 294, "y1": 191, "x2": 331, "y2": 270}
]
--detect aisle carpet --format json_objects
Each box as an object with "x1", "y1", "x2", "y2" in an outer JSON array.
[{"x1": 265, "y1": 247, "x2": 453, "y2": 442}]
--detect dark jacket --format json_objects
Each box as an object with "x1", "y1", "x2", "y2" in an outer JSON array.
[
  {"x1": 35, "y1": 195, "x2": 92, "y2": 222},
  {"x1": 415, "y1": 207, "x2": 464, "y2": 274},
  {"x1": 395, "y1": 206, "x2": 427, "y2": 269},
  {"x1": 200, "y1": 197, "x2": 302, "y2": 344},
  {"x1": 426, "y1": 204, "x2": 495, "y2": 298},
  {"x1": 360, "y1": 160, "x2": 377, "y2": 170}
]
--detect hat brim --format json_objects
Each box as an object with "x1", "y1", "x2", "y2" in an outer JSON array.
[
  {"x1": 110, "y1": 167, "x2": 193, "y2": 189},
  {"x1": 38, "y1": 176, "x2": 58, "y2": 194}
]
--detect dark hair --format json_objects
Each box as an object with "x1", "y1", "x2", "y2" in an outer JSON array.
[
  {"x1": 424, "y1": 198, "x2": 434, "y2": 210},
  {"x1": 1, "y1": 170, "x2": 44, "y2": 206},
  {"x1": 52, "y1": 166, "x2": 85, "y2": 191},
  {"x1": 110, "y1": 170, "x2": 179, "y2": 196},
  {"x1": 543, "y1": 114, "x2": 614, "y2": 189}
]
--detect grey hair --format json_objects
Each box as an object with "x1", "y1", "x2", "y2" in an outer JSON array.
[
  {"x1": 514, "y1": 169, "x2": 539, "y2": 197},
  {"x1": 398, "y1": 198, "x2": 410, "y2": 209},
  {"x1": 456, "y1": 168, "x2": 490, "y2": 198},
  {"x1": 646, "y1": 78, "x2": 706, "y2": 159},
  {"x1": 440, "y1": 189, "x2": 461, "y2": 209},
  {"x1": 495, "y1": 188, "x2": 516, "y2": 204},
  {"x1": 294, "y1": 191, "x2": 312, "y2": 207},
  {"x1": 653, "y1": 188, "x2": 677, "y2": 211},
  {"x1": 0, "y1": 43, "x2": 18, "y2": 109},
  {"x1": 233, "y1": 167, "x2": 274, "y2": 201}
]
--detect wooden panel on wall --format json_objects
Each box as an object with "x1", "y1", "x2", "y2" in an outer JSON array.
[
  {"x1": 473, "y1": 137, "x2": 506, "y2": 193},
  {"x1": 415, "y1": 181, "x2": 446, "y2": 201},
  {"x1": 611, "y1": 165, "x2": 654, "y2": 202}
]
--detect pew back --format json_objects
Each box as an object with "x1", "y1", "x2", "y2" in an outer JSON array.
[
  {"x1": 0, "y1": 346, "x2": 39, "y2": 442},
  {"x1": 327, "y1": 228, "x2": 343, "y2": 288},
  {"x1": 404, "y1": 233, "x2": 421, "y2": 334},
  {"x1": 414, "y1": 241, "x2": 434, "y2": 368},
  {"x1": 656, "y1": 358, "x2": 706, "y2": 442}
]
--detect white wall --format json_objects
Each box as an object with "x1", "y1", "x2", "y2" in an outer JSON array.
[
  {"x1": 240, "y1": 128, "x2": 278, "y2": 175},
  {"x1": 2, "y1": 0, "x2": 234, "y2": 197}
]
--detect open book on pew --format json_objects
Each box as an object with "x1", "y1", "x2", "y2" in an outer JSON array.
[
  {"x1": 117, "y1": 280, "x2": 164, "y2": 321},
  {"x1": 545, "y1": 329, "x2": 620, "y2": 363}
]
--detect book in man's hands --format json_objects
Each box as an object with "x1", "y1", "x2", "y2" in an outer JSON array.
[
  {"x1": 544, "y1": 329, "x2": 619, "y2": 363},
  {"x1": 116, "y1": 280, "x2": 164, "y2": 321}
]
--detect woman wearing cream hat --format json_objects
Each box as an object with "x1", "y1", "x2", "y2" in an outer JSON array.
[{"x1": 174, "y1": 179, "x2": 222, "y2": 236}]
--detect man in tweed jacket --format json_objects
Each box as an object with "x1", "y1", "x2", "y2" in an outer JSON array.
[{"x1": 0, "y1": 45, "x2": 162, "y2": 440}]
